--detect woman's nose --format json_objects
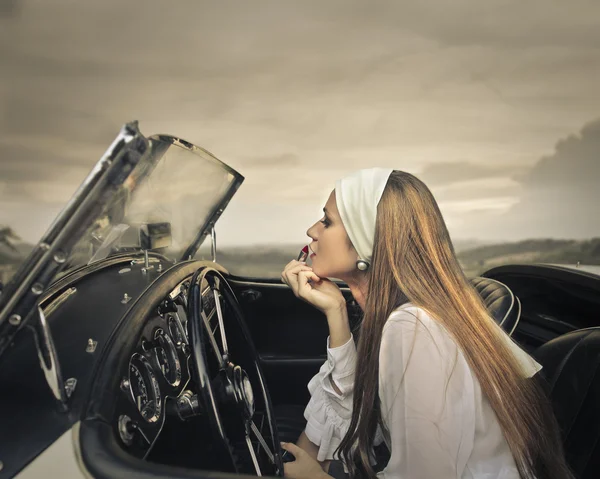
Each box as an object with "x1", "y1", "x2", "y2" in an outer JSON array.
[{"x1": 306, "y1": 222, "x2": 317, "y2": 240}]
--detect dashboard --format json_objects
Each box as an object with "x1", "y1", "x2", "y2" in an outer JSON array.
[{"x1": 112, "y1": 281, "x2": 216, "y2": 458}]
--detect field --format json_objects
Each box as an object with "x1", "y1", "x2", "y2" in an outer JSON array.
[
  {"x1": 2, "y1": 238, "x2": 600, "y2": 285},
  {"x1": 197, "y1": 238, "x2": 600, "y2": 280}
]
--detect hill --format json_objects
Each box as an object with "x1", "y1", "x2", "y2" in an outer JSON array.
[
  {"x1": 457, "y1": 238, "x2": 600, "y2": 277},
  {"x1": 203, "y1": 238, "x2": 600, "y2": 279},
  {"x1": 3, "y1": 238, "x2": 599, "y2": 284}
]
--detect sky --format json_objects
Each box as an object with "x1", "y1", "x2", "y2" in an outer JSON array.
[{"x1": 0, "y1": 0, "x2": 599, "y2": 247}]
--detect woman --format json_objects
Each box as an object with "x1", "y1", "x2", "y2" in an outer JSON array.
[{"x1": 280, "y1": 168, "x2": 573, "y2": 478}]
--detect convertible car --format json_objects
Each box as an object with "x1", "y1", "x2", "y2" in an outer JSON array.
[{"x1": 0, "y1": 122, "x2": 598, "y2": 478}]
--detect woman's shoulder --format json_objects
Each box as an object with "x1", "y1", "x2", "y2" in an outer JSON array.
[
  {"x1": 383, "y1": 302, "x2": 459, "y2": 350},
  {"x1": 385, "y1": 302, "x2": 439, "y2": 330}
]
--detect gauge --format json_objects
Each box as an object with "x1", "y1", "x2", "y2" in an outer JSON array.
[
  {"x1": 128, "y1": 353, "x2": 162, "y2": 422},
  {"x1": 167, "y1": 314, "x2": 187, "y2": 346},
  {"x1": 153, "y1": 328, "x2": 182, "y2": 387}
]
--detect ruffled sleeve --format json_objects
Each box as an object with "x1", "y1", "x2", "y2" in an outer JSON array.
[{"x1": 303, "y1": 334, "x2": 357, "y2": 461}]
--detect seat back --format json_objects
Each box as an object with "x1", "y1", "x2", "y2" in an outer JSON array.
[
  {"x1": 470, "y1": 276, "x2": 521, "y2": 335},
  {"x1": 533, "y1": 328, "x2": 600, "y2": 479}
]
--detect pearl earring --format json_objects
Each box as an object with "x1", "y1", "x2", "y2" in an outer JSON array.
[{"x1": 356, "y1": 260, "x2": 370, "y2": 271}]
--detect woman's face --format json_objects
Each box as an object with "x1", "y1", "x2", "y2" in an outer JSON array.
[{"x1": 306, "y1": 190, "x2": 359, "y2": 280}]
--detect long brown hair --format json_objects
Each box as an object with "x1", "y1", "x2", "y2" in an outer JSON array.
[{"x1": 336, "y1": 171, "x2": 573, "y2": 478}]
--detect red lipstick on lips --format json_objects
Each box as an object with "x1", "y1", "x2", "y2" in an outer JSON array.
[{"x1": 297, "y1": 245, "x2": 309, "y2": 262}]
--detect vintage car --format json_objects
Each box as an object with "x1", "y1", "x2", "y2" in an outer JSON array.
[{"x1": 0, "y1": 122, "x2": 598, "y2": 479}]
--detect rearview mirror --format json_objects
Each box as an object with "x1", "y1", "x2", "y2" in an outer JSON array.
[{"x1": 139, "y1": 222, "x2": 172, "y2": 250}]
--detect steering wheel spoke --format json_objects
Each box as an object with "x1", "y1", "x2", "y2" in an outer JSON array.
[
  {"x1": 187, "y1": 267, "x2": 284, "y2": 476},
  {"x1": 249, "y1": 420, "x2": 275, "y2": 465},
  {"x1": 200, "y1": 307, "x2": 227, "y2": 369},
  {"x1": 245, "y1": 433, "x2": 263, "y2": 476},
  {"x1": 212, "y1": 289, "x2": 230, "y2": 360}
]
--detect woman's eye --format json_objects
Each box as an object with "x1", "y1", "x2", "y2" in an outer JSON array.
[{"x1": 320, "y1": 218, "x2": 330, "y2": 227}]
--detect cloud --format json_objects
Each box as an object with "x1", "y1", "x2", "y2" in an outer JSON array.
[
  {"x1": 371, "y1": 1, "x2": 600, "y2": 50},
  {"x1": 0, "y1": 144, "x2": 74, "y2": 182},
  {"x1": 418, "y1": 161, "x2": 528, "y2": 186},
  {"x1": 1, "y1": 0, "x2": 599, "y2": 245},
  {"x1": 450, "y1": 117, "x2": 600, "y2": 240},
  {"x1": 518, "y1": 118, "x2": 600, "y2": 189},
  {"x1": 431, "y1": 177, "x2": 522, "y2": 203},
  {"x1": 244, "y1": 153, "x2": 300, "y2": 169}
]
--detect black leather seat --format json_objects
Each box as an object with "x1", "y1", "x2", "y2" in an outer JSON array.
[
  {"x1": 275, "y1": 277, "x2": 522, "y2": 445},
  {"x1": 471, "y1": 276, "x2": 521, "y2": 335},
  {"x1": 532, "y1": 327, "x2": 600, "y2": 479}
]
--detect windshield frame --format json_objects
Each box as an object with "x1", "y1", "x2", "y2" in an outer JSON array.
[
  {"x1": 0, "y1": 121, "x2": 148, "y2": 355},
  {"x1": 145, "y1": 134, "x2": 244, "y2": 262}
]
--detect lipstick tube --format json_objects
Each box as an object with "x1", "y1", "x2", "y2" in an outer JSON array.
[{"x1": 297, "y1": 245, "x2": 309, "y2": 262}]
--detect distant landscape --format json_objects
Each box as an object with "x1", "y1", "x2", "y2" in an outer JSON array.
[
  {"x1": 2, "y1": 229, "x2": 600, "y2": 285},
  {"x1": 205, "y1": 238, "x2": 600, "y2": 279}
]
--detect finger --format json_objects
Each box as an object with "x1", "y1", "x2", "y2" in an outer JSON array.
[
  {"x1": 280, "y1": 441, "x2": 303, "y2": 457},
  {"x1": 286, "y1": 264, "x2": 312, "y2": 275},
  {"x1": 284, "y1": 259, "x2": 306, "y2": 270},
  {"x1": 282, "y1": 265, "x2": 312, "y2": 285},
  {"x1": 297, "y1": 271, "x2": 322, "y2": 296},
  {"x1": 283, "y1": 263, "x2": 308, "y2": 277},
  {"x1": 298, "y1": 270, "x2": 321, "y2": 283}
]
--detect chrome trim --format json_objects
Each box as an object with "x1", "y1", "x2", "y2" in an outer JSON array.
[
  {"x1": 85, "y1": 338, "x2": 97, "y2": 353},
  {"x1": 213, "y1": 290, "x2": 229, "y2": 358},
  {"x1": 250, "y1": 420, "x2": 274, "y2": 464},
  {"x1": 168, "y1": 280, "x2": 186, "y2": 300},
  {"x1": 211, "y1": 226, "x2": 217, "y2": 262},
  {"x1": 167, "y1": 312, "x2": 188, "y2": 346},
  {"x1": 64, "y1": 378, "x2": 78, "y2": 398},
  {"x1": 246, "y1": 434, "x2": 262, "y2": 476},
  {"x1": 30, "y1": 306, "x2": 68, "y2": 408},
  {"x1": 200, "y1": 308, "x2": 225, "y2": 368},
  {"x1": 130, "y1": 256, "x2": 161, "y2": 266},
  {"x1": 128, "y1": 353, "x2": 162, "y2": 423},
  {"x1": 153, "y1": 328, "x2": 182, "y2": 387},
  {"x1": 0, "y1": 122, "x2": 148, "y2": 357},
  {"x1": 43, "y1": 287, "x2": 77, "y2": 318},
  {"x1": 118, "y1": 415, "x2": 135, "y2": 446}
]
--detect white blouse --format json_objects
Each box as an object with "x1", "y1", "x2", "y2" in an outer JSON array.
[{"x1": 303, "y1": 302, "x2": 543, "y2": 478}]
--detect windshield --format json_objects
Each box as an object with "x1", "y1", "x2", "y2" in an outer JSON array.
[
  {"x1": 67, "y1": 135, "x2": 243, "y2": 271},
  {"x1": 0, "y1": 123, "x2": 243, "y2": 355}
]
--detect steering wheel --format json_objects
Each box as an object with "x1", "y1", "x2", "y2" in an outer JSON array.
[{"x1": 187, "y1": 266, "x2": 284, "y2": 476}]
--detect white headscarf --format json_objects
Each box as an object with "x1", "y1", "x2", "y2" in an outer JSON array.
[{"x1": 335, "y1": 167, "x2": 394, "y2": 265}]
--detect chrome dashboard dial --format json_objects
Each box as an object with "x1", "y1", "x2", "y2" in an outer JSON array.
[
  {"x1": 128, "y1": 353, "x2": 162, "y2": 422},
  {"x1": 167, "y1": 314, "x2": 187, "y2": 346},
  {"x1": 152, "y1": 328, "x2": 182, "y2": 387}
]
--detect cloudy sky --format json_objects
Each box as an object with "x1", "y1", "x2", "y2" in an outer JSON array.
[{"x1": 0, "y1": 0, "x2": 599, "y2": 247}]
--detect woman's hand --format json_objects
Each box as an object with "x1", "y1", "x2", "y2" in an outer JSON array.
[
  {"x1": 281, "y1": 260, "x2": 345, "y2": 315},
  {"x1": 281, "y1": 442, "x2": 332, "y2": 479}
]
